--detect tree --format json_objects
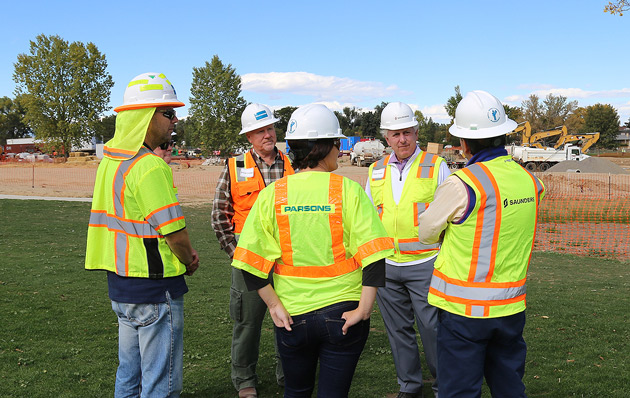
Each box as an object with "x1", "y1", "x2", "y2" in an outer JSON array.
[
  {"x1": 189, "y1": 55, "x2": 247, "y2": 156},
  {"x1": 604, "y1": 0, "x2": 629, "y2": 15},
  {"x1": 92, "y1": 114, "x2": 116, "y2": 144},
  {"x1": 541, "y1": 94, "x2": 578, "y2": 129},
  {"x1": 444, "y1": 85, "x2": 463, "y2": 122},
  {"x1": 359, "y1": 102, "x2": 388, "y2": 139},
  {"x1": 274, "y1": 106, "x2": 297, "y2": 142},
  {"x1": 503, "y1": 104, "x2": 523, "y2": 123},
  {"x1": 564, "y1": 106, "x2": 587, "y2": 135},
  {"x1": 521, "y1": 94, "x2": 544, "y2": 132},
  {"x1": 337, "y1": 106, "x2": 360, "y2": 136},
  {"x1": 13, "y1": 34, "x2": 113, "y2": 156},
  {"x1": 625, "y1": 117, "x2": 630, "y2": 128},
  {"x1": 581, "y1": 104, "x2": 620, "y2": 149},
  {"x1": 0, "y1": 95, "x2": 32, "y2": 146}
]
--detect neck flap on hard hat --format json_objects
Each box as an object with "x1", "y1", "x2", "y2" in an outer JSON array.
[{"x1": 103, "y1": 108, "x2": 155, "y2": 160}]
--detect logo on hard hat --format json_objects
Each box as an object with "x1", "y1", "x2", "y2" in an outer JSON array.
[
  {"x1": 487, "y1": 108, "x2": 501, "y2": 123},
  {"x1": 288, "y1": 119, "x2": 297, "y2": 134},
  {"x1": 395, "y1": 115, "x2": 409, "y2": 121},
  {"x1": 255, "y1": 110, "x2": 269, "y2": 121}
]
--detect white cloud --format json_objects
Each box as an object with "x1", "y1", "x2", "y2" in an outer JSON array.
[
  {"x1": 506, "y1": 87, "x2": 630, "y2": 104},
  {"x1": 241, "y1": 72, "x2": 402, "y2": 102}
]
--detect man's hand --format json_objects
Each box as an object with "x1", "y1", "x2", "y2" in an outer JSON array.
[{"x1": 184, "y1": 249, "x2": 199, "y2": 276}]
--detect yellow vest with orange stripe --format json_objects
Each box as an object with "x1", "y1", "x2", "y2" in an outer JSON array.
[
  {"x1": 428, "y1": 156, "x2": 545, "y2": 318},
  {"x1": 232, "y1": 172, "x2": 394, "y2": 315},
  {"x1": 228, "y1": 150, "x2": 294, "y2": 234},
  {"x1": 368, "y1": 151, "x2": 443, "y2": 263},
  {"x1": 85, "y1": 147, "x2": 187, "y2": 278}
]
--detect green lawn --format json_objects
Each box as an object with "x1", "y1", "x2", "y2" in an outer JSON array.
[{"x1": 0, "y1": 200, "x2": 628, "y2": 397}]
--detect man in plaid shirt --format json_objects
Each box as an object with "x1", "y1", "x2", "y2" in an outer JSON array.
[{"x1": 211, "y1": 103, "x2": 294, "y2": 398}]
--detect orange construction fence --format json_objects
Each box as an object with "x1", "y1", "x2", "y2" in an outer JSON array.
[{"x1": 1, "y1": 164, "x2": 629, "y2": 261}]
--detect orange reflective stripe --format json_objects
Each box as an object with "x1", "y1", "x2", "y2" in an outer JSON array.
[
  {"x1": 233, "y1": 247, "x2": 275, "y2": 274},
  {"x1": 357, "y1": 237, "x2": 394, "y2": 260},
  {"x1": 416, "y1": 152, "x2": 427, "y2": 177},
  {"x1": 525, "y1": 171, "x2": 542, "y2": 270},
  {"x1": 275, "y1": 178, "x2": 293, "y2": 266},
  {"x1": 274, "y1": 256, "x2": 360, "y2": 278},
  {"x1": 329, "y1": 174, "x2": 345, "y2": 262}
]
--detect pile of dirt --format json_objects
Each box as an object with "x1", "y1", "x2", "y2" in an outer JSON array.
[{"x1": 546, "y1": 156, "x2": 629, "y2": 174}]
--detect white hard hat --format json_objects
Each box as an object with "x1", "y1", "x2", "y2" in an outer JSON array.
[
  {"x1": 239, "y1": 103, "x2": 280, "y2": 135},
  {"x1": 114, "y1": 72, "x2": 184, "y2": 113},
  {"x1": 449, "y1": 90, "x2": 517, "y2": 139},
  {"x1": 380, "y1": 102, "x2": 419, "y2": 131},
  {"x1": 286, "y1": 104, "x2": 346, "y2": 140}
]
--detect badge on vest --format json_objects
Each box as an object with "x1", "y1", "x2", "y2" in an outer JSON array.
[
  {"x1": 281, "y1": 204, "x2": 336, "y2": 214},
  {"x1": 372, "y1": 169, "x2": 385, "y2": 180},
  {"x1": 240, "y1": 168, "x2": 255, "y2": 178}
]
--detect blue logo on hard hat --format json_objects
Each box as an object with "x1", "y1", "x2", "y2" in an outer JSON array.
[
  {"x1": 288, "y1": 119, "x2": 297, "y2": 134},
  {"x1": 255, "y1": 110, "x2": 269, "y2": 121},
  {"x1": 487, "y1": 108, "x2": 501, "y2": 123}
]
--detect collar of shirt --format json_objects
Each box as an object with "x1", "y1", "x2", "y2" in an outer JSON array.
[
  {"x1": 250, "y1": 147, "x2": 280, "y2": 166},
  {"x1": 388, "y1": 146, "x2": 420, "y2": 173},
  {"x1": 465, "y1": 146, "x2": 508, "y2": 167}
]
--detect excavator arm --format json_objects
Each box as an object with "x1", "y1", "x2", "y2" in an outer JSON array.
[{"x1": 554, "y1": 132, "x2": 600, "y2": 152}]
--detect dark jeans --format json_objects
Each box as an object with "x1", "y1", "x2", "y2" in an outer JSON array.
[
  {"x1": 437, "y1": 310, "x2": 527, "y2": 398},
  {"x1": 275, "y1": 301, "x2": 370, "y2": 398}
]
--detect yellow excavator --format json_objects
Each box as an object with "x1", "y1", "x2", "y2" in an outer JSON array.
[
  {"x1": 526, "y1": 126, "x2": 568, "y2": 148},
  {"x1": 554, "y1": 132, "x2": 600, "y2": 152},
  {"x1": 507, "y1": 121, "x2": 532, "y2": 145}
]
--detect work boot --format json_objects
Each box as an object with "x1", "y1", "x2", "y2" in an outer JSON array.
[
  {"x1": 238, "y1": 387, "x2": 257, "y2": 398},
  {"x1": 396, "y1": 391, "x2": 423, "y2": 398}
]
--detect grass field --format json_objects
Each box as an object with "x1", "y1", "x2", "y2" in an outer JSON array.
[{"x1": 0, "y1": 199, "x2": 628, "y2": 397}]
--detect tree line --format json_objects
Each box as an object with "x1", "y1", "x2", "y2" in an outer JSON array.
[{"x1": 1, "y1": 34, "x2": 627, "y2": 157}]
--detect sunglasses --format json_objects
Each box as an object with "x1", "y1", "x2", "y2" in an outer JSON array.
[
  {"x1": 333, "y1": 139, "x2": 341, "y2": 149},
  {"x1": 158, "y1": 109, "x2": 177, "y2": 121}
]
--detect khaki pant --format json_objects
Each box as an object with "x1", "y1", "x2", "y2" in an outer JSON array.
[{"x1": 229, "y1": 267, "x2": 283, "y2": 390}]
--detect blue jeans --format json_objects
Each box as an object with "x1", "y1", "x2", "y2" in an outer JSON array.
[
  {"x1": 111, "y1": 291, "x2": 184, "y2": 398},
  {"x1": 275, "y1": 301, "x2": 370, "y2": 398},
  {"x1": 437, "y1": 310, "x2": 527, "y2": 398}
]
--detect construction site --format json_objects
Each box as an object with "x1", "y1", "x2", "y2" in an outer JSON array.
[{"x1": 1, "y1": 121, "x2": 629, "y2": 262}]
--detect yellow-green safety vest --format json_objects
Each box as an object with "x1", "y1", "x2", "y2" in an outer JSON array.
[
  {"x1": 232, "y1": 172, "x2": 394, "y2": 315},
  {"x1": 428, "y1": 156, "x2": 545, "y2": 318},
  {"x1": 85, "y1": 147, "x2": 187, "y2": 278},
  {"x1": 368, "y1": 151, "x2": 443, "y2": 263}
]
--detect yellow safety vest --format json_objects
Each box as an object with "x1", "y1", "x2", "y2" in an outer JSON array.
[
  {"x1": 85, "y1": 147, "x2": 187, "y2": 278},
  {"x1": 232, "y1": 172, "x2": 394, "y2": 315},
  {"x1": 368, "y1": 151, "x2": 443, "y2": 263},
  {"x1": 428, "y1": 156, "x2": 545, "y2": 318}
]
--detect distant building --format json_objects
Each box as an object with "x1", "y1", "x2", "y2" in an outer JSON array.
[{"x1": 616, "y1": 126, "x2": 630, "y2": 149}]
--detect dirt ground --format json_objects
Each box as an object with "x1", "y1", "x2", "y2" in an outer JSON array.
[{"x1": 1, "y1": 155, "x2": 628, "y2": 201}]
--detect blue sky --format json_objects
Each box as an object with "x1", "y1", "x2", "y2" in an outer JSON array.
[{"x1": 2, "y1": 0, "x2": 629, "y2": 125}]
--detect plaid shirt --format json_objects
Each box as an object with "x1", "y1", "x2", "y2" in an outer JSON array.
[{"x1": 211, "y1": 148, "x2": 288, "y2": 258}]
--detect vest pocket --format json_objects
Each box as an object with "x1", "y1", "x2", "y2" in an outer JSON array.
[{"x1": 236, "y1": 179, "x2": 262, "y2": 196}]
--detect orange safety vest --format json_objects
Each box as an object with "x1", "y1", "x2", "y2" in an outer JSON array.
[{"x1": 228, "y1": 150, "x2": 294, "y2": 234}]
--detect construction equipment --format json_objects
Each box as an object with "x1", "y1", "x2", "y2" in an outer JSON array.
[
  {"x1": 350, "y1": 139, "x2": 385, "y2": 167},
  {"x1": 508, "y1": 144, "x2": 589, "y2": 172},
  {"x1": 507, "y1": 121, "x2": 532, "y2": 145},
  {"x1": 554, "y1": 132, "x2": 600, "y2": 152},
  {"x1": 526, "y1": 126, "x2": 568, "y2": 148}
]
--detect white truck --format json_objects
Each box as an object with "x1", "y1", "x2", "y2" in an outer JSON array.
[
  {"x1": 507, "y1": 144, "x2": 589, "y2": 172},
  {"x1": 350, "y1": 139, "x2": 385, "y2": 167}
]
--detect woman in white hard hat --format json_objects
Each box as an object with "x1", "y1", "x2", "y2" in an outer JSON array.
[{"x1": 232, "y1": 104, "x2": 394, "y2": 398}]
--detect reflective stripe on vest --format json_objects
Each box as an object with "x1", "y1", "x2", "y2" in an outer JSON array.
[
  {"x1": 369, "y1": 152, "x2": 441, "y2": 260},
  {"x1": 103, "y1": 146, "x2": 137, "y2": 160},
  {"x1": 429, "y1": 159, "x2": 544, "y2": 317},
  {"x1": 274, "y1": 173, "x2": 360, "y2": 278}
]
